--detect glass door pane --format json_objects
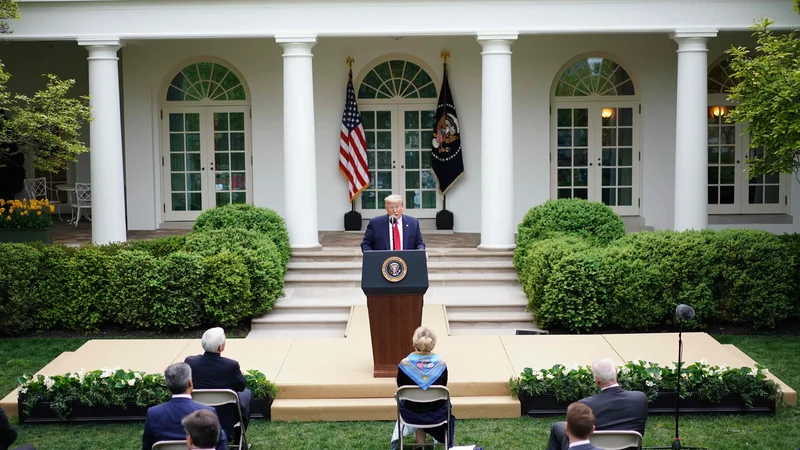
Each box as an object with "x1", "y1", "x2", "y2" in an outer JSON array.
[
  {"x1": 210, "y1": 111, "x2": 248, "y2": 206},
  {"x1": 358, "y1": 108, "x2": 395, "y2": 215},
  {"x1": 707, "y1": 107, "x2": 739, "y2": 213},
  {"x1": 401, "y1": 107, "x2": 438, "y2": 216},
  {"x1": 598, "y1": 107, "x2": 634, "y2": 207},
  {"x1": 167, "y1": 112, "x2": 203, "y2": 218},
  {"x1": 742, "y1": 144, "x2": 786, "y2": 213},
  {"x1": 555, "y1": 108, "x2": 590, "y2": 200}
]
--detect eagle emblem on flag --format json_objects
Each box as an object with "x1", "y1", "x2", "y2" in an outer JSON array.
[{"x1": 433, "y1": 113, "x2": 459, "y2": 152}]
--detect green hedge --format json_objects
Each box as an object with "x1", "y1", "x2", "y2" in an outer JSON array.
[
  {"x1": 0, "y1": 206, "x2": 289, "y2": 335},
  {"x1": 517, "y1": 228, "x2": 798, "y2": 332},
  {"x1": 514, "y1": 199, "x2": 625, "y2": 271}
]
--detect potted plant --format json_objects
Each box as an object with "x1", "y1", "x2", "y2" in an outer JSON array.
[
  {"x1": 0, "y1": 198, "x2": 55, "y2": 243},
  {"x1": 508, "y1": 360, "x2": 781, "y2": 417}
]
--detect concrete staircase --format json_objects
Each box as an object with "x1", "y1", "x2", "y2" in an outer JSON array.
[{"x1": 247, "y1": 247, "x2": 543, "y2": 338}]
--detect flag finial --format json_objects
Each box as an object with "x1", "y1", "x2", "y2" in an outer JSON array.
[
  {"x1": 346, "y1": 57, "x2": 354, "y2": 69},
  {"x1": 440, "y1": 50, "x2": 450, "y2": 64}
]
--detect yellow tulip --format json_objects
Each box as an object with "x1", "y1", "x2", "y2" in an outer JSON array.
[
  {"x1": 37, "y1": 211, "x2": 42, "y2": 216},
  {"x1": 5, "y1": 216, "x2": 9, "y2": 221},
  {"x1": 49, "y1": 205, "x2": 55, "y2": 213}
]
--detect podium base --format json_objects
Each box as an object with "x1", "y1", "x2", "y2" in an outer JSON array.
[{"x1": 366, "y1": 294, "x2": 424, "y2": 379}]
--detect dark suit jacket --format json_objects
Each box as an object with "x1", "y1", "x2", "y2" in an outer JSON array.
[
  {"x1": 580, "y1": 386, "x2": 648, "y2": 437},
  {"x1": 0, "y1": 408, "x2": 18, "y2": 450},
  {"x1": 141, "y1": 397, "x2": 227, "y2": 450},
  {"x1": 184, "y1": 352, "x2": 247, "y2": 392},
  {"x1": 360, "y1": 214, "x2": 425, "y2": 252}
]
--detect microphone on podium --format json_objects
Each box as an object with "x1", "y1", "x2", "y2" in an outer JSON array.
[{"x1": 389, "y1": 216, "x2": 397, "y2": 225}]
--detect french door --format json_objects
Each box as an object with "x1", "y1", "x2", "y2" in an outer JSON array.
[
  {"x1": 551, "y1": 102, "x2": 640, "y2": 216},
  {"x1": 356, "y1": 104, "x2": 441, "y2": 218},
  {"x1": 162, "y1": 107, "x2": 252, "y2": 221}
]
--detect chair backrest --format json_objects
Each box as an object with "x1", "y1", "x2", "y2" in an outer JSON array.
[
  {"x1": 75, "y1": 183, "x2": 91, "y2": 205},
  {"x1": 395, "y1": 385, "x2": 450, "y2": 403},
  {"x1": 589, "y1": 430, "x2": 643, "y2": 450},
  {"x1": 151, "y1": 440, "x2": 187, "y2": 450},
  {"x1": 192, "y1": 389, "x2": 240, "y2": 408},
  {"x1": 23, "y1": 178, "x2": 47, "y2": 199}
]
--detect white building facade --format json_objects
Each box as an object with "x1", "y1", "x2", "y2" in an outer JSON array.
[{"x1": 4, "y1": 0, "x2": 800, "y2": 247}]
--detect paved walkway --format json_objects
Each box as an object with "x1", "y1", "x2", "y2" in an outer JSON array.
[{"x1": 51, "y1": 221, "x2": 481, "y2": 247}]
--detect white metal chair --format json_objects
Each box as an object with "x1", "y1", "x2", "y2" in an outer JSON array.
[
  {"x1": 23, "y1": 177, "x2": 62, "y2": 221},
  {"x1": 71, "y1": 182, "x2": 91, "y2": 226},
  {"x1": 191, "y1": 389, "x2": 248, "y2": 450},
  {"x1": 151, "y1": 440, "x2": 187, "y2": 450},
  {"x1": 589, "y1": 430, "x2": 643, "y2": 450},
  {"x1": 394, "y1": 385, "x2": 452, "y2": 449}
]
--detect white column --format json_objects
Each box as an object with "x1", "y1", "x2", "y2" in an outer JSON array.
[
  {"x1": 477, "y1": 33, "x2": 518, "y2": 250},
  {"x1": 276, "y1": 36, "x2": 321, "y2": 250},
  {"x1": 78, "y1": 39, "x2": 127, "y2": 244},
  {"x1": 671, "y1": 31, "x2": 717, "y2": 231}
]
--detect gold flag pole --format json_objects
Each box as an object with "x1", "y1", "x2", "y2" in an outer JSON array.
[
  {"x1": 440, "y1": 50, "x2": 450, "y2": 64},
  {"x1": 346, "y1": 57, "x2": 354, "y2": 70}
]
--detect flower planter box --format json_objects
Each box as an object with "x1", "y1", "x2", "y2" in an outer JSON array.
[
  {"x1": 518, "y1": 391, "x2": 776, "y2": 418},
  {"x1": 0, "y1": 227, "x2": 52, "y2": 244},
  {"x1": 18, "y1": 396, "x2": 274, "y2": 424}
]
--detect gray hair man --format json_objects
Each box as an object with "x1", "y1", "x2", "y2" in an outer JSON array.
[
  {"x1": 142, "y1": 363, "x2": 227, "y2": 450},
  {"x1": 185, "y1": 328, "x2": 252, "y2": 446},
  {"x1": 545, "y1": 358, "x2": 648, "y2": 450}
]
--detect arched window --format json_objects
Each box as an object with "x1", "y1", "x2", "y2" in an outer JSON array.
[
  {"x1": 357, "y1": 60, "x2": 437, "y2": 99},
  {"x1": 166, "y1": 62, "x2": 246, "y2": 101},
  {"x1": 555, "y1": 57, "x2": 635, "y2": 97},
  {"x1": 708, "y1": 57, "x2": 735, "y2": 94}
]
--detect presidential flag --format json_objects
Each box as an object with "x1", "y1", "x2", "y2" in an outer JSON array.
[
  {"x1": 339, "y1": 70, "x2": 370, "y2": 201},
  {"x1": 430, "y1": 64, "x2": 464, "y2": 195}
]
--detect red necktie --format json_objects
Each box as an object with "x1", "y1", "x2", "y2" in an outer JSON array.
[{"x1": 393, "y1": 222, "x2": 401, "y2": 250}]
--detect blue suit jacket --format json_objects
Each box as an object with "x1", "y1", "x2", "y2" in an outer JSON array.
[
  {"x1": 141, "y1": 397, "x2": 227, "y2": 450},
  {"x1": 360, "y1": 214, "x2": 425, "y2": 252}
]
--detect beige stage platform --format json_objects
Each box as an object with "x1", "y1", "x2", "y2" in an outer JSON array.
[{"x1": 2, "y1": 305, "x2": 795, "y2": 421}]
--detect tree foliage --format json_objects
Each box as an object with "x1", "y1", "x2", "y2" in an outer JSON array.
[
  {"x1": 0, "y1": 0, "x2": 92, "y2": 172},
  {"x1": 726, "y1": 3, "x2": 800, "y2": 176}
]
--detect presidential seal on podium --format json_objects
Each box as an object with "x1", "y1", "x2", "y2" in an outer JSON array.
[{"x1": 381, "y1": 256, "x2": 408, "y2": 282}]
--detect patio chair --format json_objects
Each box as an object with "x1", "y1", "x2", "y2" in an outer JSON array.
[
  {"x1": 71, "y1": 182, "x2": 91, "y2": 226},
  {"x1": 395, "y1": 385, "x2": 452, "y2": 449},
  {"x1": 23, "y1": 177, "x2": 63, "y2": 221},
  {"x1": 589, "y1": 430, "x2": 643, "y2": 450},
  {"x1": 192, "y1": 389, "x2": 249, "y2": 450},
  {"x1": 151, "y1": 440, "x2": 188, "y2": 450}
]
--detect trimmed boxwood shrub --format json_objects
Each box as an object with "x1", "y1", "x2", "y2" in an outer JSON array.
[
  {"x1": 515, "y1": 199, "x2": 625, "y2": 266},
  {"x1": 0, "y1": 205, "x2": 291, "y2": 335},
  {"x1": 193, "y1": 204, "x2": 291, "y2": 267},
  {"x1": 517, "y1": 228, "x2": 799, "y2": 332}
]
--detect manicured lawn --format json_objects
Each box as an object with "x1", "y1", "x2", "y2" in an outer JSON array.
[{"x1": 2, "y1": 335, "x2": 798, "y2": 450}]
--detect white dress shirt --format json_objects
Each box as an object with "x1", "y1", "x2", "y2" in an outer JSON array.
[
  {"x1": 389, "y1": 216, "x2": 404, "y2": 250},
  {"x1": 568, "y1": 439, "x2": 592, "y2": 448}
]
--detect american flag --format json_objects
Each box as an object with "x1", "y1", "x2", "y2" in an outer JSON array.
[{"x1": 339, "y1": 71, "x2": 370, "y2": 201}]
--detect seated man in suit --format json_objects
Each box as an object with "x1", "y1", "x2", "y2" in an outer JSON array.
[
  {"x1": 361, "y1": 194, "x2": 426, "y2": 252},
  {"x1": 141, "y1": 362, "x2": 227, "y2": 450},
  {"x1": 182, "y1": 409, "x2": 222, "y2": 450},
  {"x1": 564, "y1": 402, "x2": 600, "y2": 450},
  {"x1": 546, "y1": 358, "x2": 648, "y2": 450},
  {"x1": 185, "y1": 327, "x2": 252, "y2": 445},
  {"x1": 0, "y1": 407, "x2": 35, "y2": 450}
]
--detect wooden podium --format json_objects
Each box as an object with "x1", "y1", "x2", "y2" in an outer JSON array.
[{"x1": 361, "y1": 250, "x2": 429, "y2": 378}]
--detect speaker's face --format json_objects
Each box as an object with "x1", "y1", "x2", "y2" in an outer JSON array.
[{"x1": 385, "y1": 201, "x2": 404, "y2": 217}]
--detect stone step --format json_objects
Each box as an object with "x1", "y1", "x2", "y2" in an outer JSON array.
[
  {"x1": 291, "y1": 247, "x2": 513, "y2": 263},
  {"x1": 270, "y1": 395, "x2": 519, "y2": 421},
  {"x1": 287, "y1": 260, "x2": 515, "y2": 275},
  {"x1": 284, "y1": 272, "x2": 520, "y2": 287},
  {"x1": 446, "y1": 311, "x2": 534, "y2": 323},
  {"x1": 250, "y1": 311, "x2": 351, "y2": 324},
  {"x1": 448, "y1": 323, "x2": 546, "y2": 336}
]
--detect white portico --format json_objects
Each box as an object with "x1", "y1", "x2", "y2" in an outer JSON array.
[{"x1": 4, "y1": 0, "x2": 800, "y2": 247}]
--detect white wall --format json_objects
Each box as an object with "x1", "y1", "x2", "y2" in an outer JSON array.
[{"x1": 120, "y1": 31, "x2": 800, "y2": 234}]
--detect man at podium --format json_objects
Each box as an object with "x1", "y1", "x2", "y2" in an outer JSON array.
[{"x1": 361, "y1": 194, "x2": 426, "y2": 252}]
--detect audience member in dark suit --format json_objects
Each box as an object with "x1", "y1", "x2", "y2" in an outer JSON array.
[
  {"x1": 546, "y1": 358, "x2": 648, "y2": 450},
  {"x1": 185, "y1": 327, "x2": 252, "y2": 444},
  {"x1": 0, "y1": 407, "x2": 35, "y2": 450},
  {"x1": 182, "y1": 409, "x2": 221, "y2": 450},
  {"x1": 393, "y1": 326, "x2": 455, "y2": 450},
  {"x1": 564, "y1": 402, "x2": 600, "y2": 450},
  {"x1": 141, "y1": 362, "x2": 227, "y2": 450}
]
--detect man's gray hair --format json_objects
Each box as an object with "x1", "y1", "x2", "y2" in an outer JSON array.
[
  {"x1": 164, "y1": 362, "x2": 192, "y2": 394},
  {"x1": 591, "y1": 358, "x2": 618, "y2": 385},
  {"x1": 384, "y1": 194, "x2": 404, "y2": 205},
  {"x1": 201, "y1": 327, "x2": 226, "y2": 353}
]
